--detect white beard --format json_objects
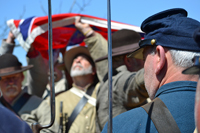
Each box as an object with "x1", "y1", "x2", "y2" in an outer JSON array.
[
  {"x1": 70, "y1": 64, "x2": 93, "y2": 77},
  {"x1": 4, "y1": 85, "x2": 19, "y2": 98}
]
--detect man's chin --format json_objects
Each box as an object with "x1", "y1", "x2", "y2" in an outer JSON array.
[
  {"x1": 5, "y1": 90, "x2": 19, "y2": 98},
  {"x1": 4, "y1": 93, "x2": 18, "y2": 98}
]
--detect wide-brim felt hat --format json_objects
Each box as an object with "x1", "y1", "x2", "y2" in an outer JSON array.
[
  {"x1": 128, "y1": 8, "x2": 200, "y2": 59},
  {"x1": 0, "y1": 54, "x2": 33, "y2": 77},
  {"x1": 95, "y1": 29, "x2": 141, "y2": 62},
  {"x1": 64, "y1": 46, "x2": 91, "y2": 72}
]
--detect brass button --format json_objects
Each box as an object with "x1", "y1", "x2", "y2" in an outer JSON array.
[
  {"x1": 86, "y1": 126, "x2": 89, "y2": 130},
  {"x1": 151, "y1": 39, "x2": 156, "y2": 45},
  {"x1": 85, "y1": 115, "x2": 88, "y2": 119}
]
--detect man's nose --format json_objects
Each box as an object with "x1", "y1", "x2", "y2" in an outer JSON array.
[
  {"x1": 74, "y1": 58, "x2": 81, "y2": 63},
  {"x1": 7, "y1": 78, "x2": 15, "y2": 84}
]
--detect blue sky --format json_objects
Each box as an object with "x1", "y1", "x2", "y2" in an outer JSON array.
[{"x1": 0, "y1": 0, "x2": 200, "y2": 65}]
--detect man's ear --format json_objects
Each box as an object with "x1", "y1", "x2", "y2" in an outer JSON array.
[
  {"x1": 92, "y1": 67, "x2": 96, "y2": 75},
  {"x1": 155, "y1": 45, "x2": 166, "y2": 75}
]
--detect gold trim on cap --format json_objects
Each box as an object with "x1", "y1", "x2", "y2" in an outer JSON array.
[{"x1": 151, "y1": 39, "x2": 156, "y2": 45}]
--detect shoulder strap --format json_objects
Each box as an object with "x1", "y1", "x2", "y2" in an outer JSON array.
[
  {"x1": 65, "y1": 85, "x2": 95, "y2": 133},
  {"x1": 0, "y1": 96, "x2": 19, "y2": 116},
  {"x1": 123, "y1": 73, "x2": 136, "y2": 92},
  {"x1": 142, "y1": 97, "x2": 181, "y2": 133},
  {"x1": 12, "y1": 93, "x2": 31, "y2": 113}
]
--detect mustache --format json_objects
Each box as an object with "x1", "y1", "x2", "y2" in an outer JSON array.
[
  {"x1": 71, "y1": 63, "x2": 83, "y2": 70},
  {"x1": 6, "y1": 85, "x2": 18, "y2": 89}
]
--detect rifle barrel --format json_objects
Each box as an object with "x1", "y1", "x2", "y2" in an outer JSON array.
[
  {"x1": 31, "y1": 0, "x2": 55, "y2": 132},
  {"x1": 107, "y1": 0, "x2": 113, "y2": 132}
]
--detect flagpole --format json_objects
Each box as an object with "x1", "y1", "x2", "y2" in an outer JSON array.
[{"x1": 107, "y1": 0, "x2": 113, "y2": 132}]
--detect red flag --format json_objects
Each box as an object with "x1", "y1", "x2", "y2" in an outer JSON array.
[{"x1": 7, "y1": 13, "x2": 144, "y2": 59}]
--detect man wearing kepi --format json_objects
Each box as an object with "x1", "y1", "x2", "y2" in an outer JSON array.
[{"x1": 102, "y1": 8, "x2": 200, "y2": 133}]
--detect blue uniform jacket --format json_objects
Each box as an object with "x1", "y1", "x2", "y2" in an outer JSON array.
[
  {"x1": 102, "y1": 81, "x2": 196, "y2": 133},
  {"x1": 0, "y1": 104, "x2": 33, "y2": 133}
]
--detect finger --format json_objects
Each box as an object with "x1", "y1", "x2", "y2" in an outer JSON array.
[{"x1": 75, "y1": 16, "x2": 81, "y2": 24}]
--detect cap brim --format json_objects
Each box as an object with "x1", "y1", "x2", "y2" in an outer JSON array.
[
  {"x1": 182, "y1": 65, "x2": 200, "y2": 75},
  {"x1": 127, "y1": 47, "x2": 144, "y2": 59},
  {"x1": 127, "y1": 39, "x2": 157, "y2": 59}
]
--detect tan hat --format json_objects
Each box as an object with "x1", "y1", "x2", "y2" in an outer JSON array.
[
  {"x1": 64, "y1": 46, "x2": 93, "y2": 72},
  {"x1": 0, "y1": 54, "x2": 33, "y2": 77}
]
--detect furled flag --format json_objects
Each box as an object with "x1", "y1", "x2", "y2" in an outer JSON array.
[{"x1": 7, "y1": 13, "x2": 144, "y2": 59}]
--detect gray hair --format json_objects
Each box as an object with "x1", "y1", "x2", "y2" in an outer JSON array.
[
  {"x1": 169, "y1": 49, "x2": 200, "y2": 68},
  {"x1": 149, "y1": 46, "x2": 200, "y2": 68}
]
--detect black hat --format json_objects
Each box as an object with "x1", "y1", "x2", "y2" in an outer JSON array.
[
  {"x1": 0, "y1": 54, "x2": 33, "y2": 77},
  {"x1": 95, "y1": 29, "x2": 141, "y2": 62},
  {"x1": 128, "y1": 8, "x2": 200, "y2": 59}
]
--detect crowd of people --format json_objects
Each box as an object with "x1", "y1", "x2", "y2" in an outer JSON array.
[{"x1": 0, "y1": 7, "x2": 200, "y2": 133}]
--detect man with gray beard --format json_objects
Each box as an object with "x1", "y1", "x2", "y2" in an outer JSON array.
[
  {"x1": 0, "y1": 53, "x2": 59, "y2": 133},
  {"x1": 55, "y1": 46, "x2": 99, "y2": 133}
]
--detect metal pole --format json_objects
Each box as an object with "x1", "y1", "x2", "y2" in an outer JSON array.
[
  {"x1": 107, "y1": 0, "x2": 112, "y2": 133},
  {"x1": 31, "y1": 0, "x2": 55, "y2": 132},
  {"x1": 47, "y1": 0, "x2": 55, "y2": 129}
]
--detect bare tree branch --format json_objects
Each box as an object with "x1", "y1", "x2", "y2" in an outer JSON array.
[
  {"x1": 19, "y1": 6, "x2": 26, "y2": 19},
  {"x1": 77, "y1": 0, "x2": 92, "y2": 13},
  {"x1": 40, "y1": 0, "x2": 48, "y2": 15},
  {"x1": 69, "y1": 0, "x2": 77, "y2": 13},
  {"x1": 58, "y1": 0, "x2": 63, "y2": 14},
  {"x1": 0, "y1": 21, "x2": 9, "y2": 39},
  {"x1": 0, "y1": 6, "x2": 26, "y2": 40},
  {"x1": 75, "y1": 2, "x2": 83, "y2": 13}
]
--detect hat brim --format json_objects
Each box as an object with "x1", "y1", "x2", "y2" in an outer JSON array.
[
  {"x1": 64, "y1": 46, "x2": 90, "y2": 72},
  {"x1": 95, "y1": 42, "x2": 140, "y2": 62},
  {"x1": 182, "y1": 65, "x2": 200, "y2": 75},
  {"x1": 95, "y1": 50, "x2": 137, "y2": 62},
  {"x1": 0, "y1": 65, "x2": 33, "y2": 77}
]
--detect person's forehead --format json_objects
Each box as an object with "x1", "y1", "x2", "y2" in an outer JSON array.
[{"x1": 74, "y1": 54, "x2": 90, "y2": 61}]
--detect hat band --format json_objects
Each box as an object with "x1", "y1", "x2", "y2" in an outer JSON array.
[{"x1": 0, "y1": 66, "x2": 22, "y2": 74}]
